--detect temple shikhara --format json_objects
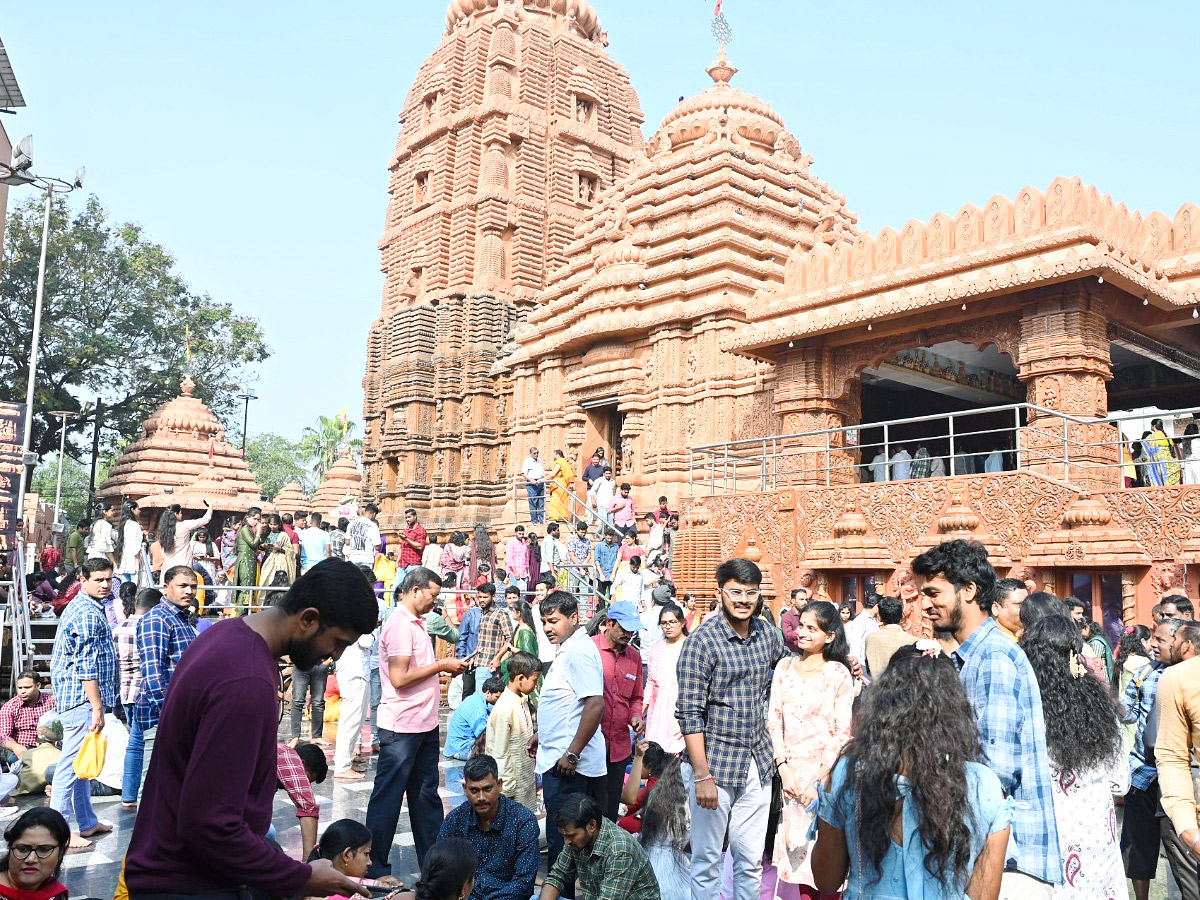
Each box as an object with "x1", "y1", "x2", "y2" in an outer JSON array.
[{"x1": 361, "y1": 0, "x2": 1200, "y2": 630}]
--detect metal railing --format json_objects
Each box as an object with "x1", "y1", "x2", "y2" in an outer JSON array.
[
  {"x1": 511, "y1": 477, "x2": 615, "y2": 536},
  {"x1": 690, "y1": 403, "x2": 1200, "y2": 496}
]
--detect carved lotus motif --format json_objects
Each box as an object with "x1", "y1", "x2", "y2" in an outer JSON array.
[{"x1": 1062, "y1": 493, "x2": 1113, "y2": 528}]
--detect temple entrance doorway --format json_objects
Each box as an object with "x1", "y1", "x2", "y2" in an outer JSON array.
[
  {"x1": 1059, "y1": 569, "x2": 1125, "y2": 646},
  {"x1": 582, "y1": 398, "x2": 625, "y2": 474},
  {"x1": 856, "y1": 341, "x2": 1024, "y2": 481}
]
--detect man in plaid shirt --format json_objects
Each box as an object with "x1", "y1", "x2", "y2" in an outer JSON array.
[
  {"x1": 49, "y1": 557, "x2": 120, "y2": 850},
  {"x1": 676, "y1": 557, "x2": 785, "y2": 900},
  {"x1": 914, "y1": 539, "x2": 1060, "y2": 898},
  {"x1": 124, "y1": 566, "x2": 199, "y2": 805},
  {"x1": 0, "y1": 671, "x2": 55, "y2": 763},
  {"x1": 473, "y1": 583, "x2": 513, "y2": 689}
]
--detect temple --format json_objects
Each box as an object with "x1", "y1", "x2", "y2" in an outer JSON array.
[
  {"x1": 362, "y1": 0, "x2": 1200, "y2": 630},
  {"x1": 99, "y1": 377, "x2": 266, "y2": 524}
]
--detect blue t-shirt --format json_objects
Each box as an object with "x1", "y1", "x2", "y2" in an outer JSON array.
[
  {"x1": 594, "y1": 541, "x2": 619, "y2": 580},
  {"x1": 444, "y1": 692, "x2": 492, "y2": 758},
  {"x1": 297, "y1": 527, "x2": 329, "y2": 571},
  {"x1": 819, "y1": 758, "x2": 1011, "y2": 900}
]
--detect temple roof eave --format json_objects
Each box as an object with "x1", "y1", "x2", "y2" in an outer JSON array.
[{"x1": 723, "y1": 235, "x2": 1191, "y2": 362}]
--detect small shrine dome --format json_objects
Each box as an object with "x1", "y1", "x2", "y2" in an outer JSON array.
[
  {"x1": 274, "y1": 481, "x2": 312, "y2": 517},
  {"x1": 311, "y1": 452, "x2": 363, "y2": 519},
  {"x1": 99, "y1": 377, "x2": 265, "y2": 513}
]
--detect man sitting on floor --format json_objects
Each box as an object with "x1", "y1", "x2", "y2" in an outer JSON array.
[
  {"x1": 437, "y1": 754, "x2": 539, "y2": 900},
  {"x1": 540, "y1": 793, "x2": 659, "y2": 900}
]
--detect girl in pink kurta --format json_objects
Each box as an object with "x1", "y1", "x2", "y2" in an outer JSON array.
[
  {"x1": 768, "y1": 600, "x2": 854, "y2": 896},
  {"x1": 643, "y1": 603, "x2": 688, "y2": 753}
]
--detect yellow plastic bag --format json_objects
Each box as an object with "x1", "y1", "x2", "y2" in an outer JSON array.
[{"x1": 73, "y1": 731, "x2": 107, "y2": 780}]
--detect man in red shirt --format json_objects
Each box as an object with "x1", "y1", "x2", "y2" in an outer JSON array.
[
  {"x1": 40, "y1": 543, "x2": 62, "y2": 574},
  {"x1": 591, "y1": 601, "x2": 645, "y2": 821},
  {"x1": 397, "y1": 508, "x2": 428, "y2": 578}
]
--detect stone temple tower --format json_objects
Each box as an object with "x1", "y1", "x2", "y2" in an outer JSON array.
[{"x1": 362, "y1": 0, "x2": 646, "y2": 531}]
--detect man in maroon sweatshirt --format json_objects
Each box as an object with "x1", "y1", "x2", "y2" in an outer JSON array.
[{"x1": 124, "y1": 559, "x2": 379, "y2": 900}]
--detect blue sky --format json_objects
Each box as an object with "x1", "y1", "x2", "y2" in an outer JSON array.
[{"x1": 5, "y1": 1, "x2": 1199, "y2": 442}]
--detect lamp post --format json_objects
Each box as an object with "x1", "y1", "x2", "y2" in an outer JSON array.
[
  {"x1": 47, "y1": 407, "x2": 92, "y2": 527},
  {"x1": 1, "y1": 136, "x2": 85, "y2": 529},
  {"x1": 237, "y1": 392, "x2": 257, "y2": 454}
]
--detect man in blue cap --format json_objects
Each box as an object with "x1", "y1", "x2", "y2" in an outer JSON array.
[{"x1": 590, "y1": 600, "x2": 646, "y2": 820}]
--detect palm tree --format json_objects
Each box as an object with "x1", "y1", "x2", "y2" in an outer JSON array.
[{"x1": 298, "y1": 413, "x2": 362, "y2": 483}]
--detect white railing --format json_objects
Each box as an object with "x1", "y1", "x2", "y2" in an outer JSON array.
[{"x1": 690, "y1": 403, "x2": 1200, "y2": 496}]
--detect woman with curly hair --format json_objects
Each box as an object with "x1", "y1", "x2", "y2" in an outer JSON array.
[
  {"x1": 812, "y1": 643, "x2": 1011, "y2": 900},
  {"x1": 1115, "y1": 624, "x2": 1153, "y2": 696},
  {"x1": 768, "y1": 600, "x2": 854, "y2": 897},
  {"x1": 1021, "y1": 616, "x2": 1127, "y2": 899}
]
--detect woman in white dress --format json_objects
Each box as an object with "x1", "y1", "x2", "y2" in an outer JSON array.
[
  {"x1": 1022, "y1": 615, "x2": 1128, "y2": 899},
  {"x1": 642, "y1": 603, "x2": 687, "y2": 753},
  {"x1": 1182, "y1": 423, "x2": 1200, "y2": 485}
]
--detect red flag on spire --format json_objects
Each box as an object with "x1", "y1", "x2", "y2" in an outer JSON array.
[
  {"x1": 714, "y1": 0, "x2": 722, "y2": 14},
  {"x1": 208, "y1": 439, "x2": 215, "y2": 461}
]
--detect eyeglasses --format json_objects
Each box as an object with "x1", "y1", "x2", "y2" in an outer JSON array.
[
  {"x1": 722, "y1": 588, "x2": 762, "y2": 601},
  {"x1": 11, "y1": 844, "x2": 59, "y2": 860}
]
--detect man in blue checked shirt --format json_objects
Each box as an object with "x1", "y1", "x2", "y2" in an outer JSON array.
[
  {"x1": 49, "y1": 557, "x2": 120, "y2": 850},
  {"x1": 123, "y1": 564, "x2": 199, "y2": 806},
  {"x1": 914, "y1": 539, "x2": 1060, "y2": 899}
]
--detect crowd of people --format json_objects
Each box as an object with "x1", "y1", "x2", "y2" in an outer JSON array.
[{"x1": 7, "y1": 478, "x2": 1200, "y2": 900}]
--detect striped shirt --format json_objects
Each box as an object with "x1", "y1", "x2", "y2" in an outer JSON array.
[
  {"x1": 50, "y1": 592, "x2": 118, "y2": 712},
  {"x1": 132, "y1": 600, "x2": 198, "y2": 731}
]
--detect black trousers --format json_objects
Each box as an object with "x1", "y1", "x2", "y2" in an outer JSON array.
[{"x1": 602, "y1": 757, "x2": 630, "y2": 821}]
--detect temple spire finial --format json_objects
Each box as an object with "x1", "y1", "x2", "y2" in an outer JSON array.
[{"x1": 711, "y1": 0, "x2": 732, "y2": 49}]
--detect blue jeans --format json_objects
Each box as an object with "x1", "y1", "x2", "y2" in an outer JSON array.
[
  {"x1": 50, "y1": 704, "x2": 99, "y2": 832},
  {"x1": 473, "y1": 666, "x2": 493, "y2": 695},
  {"x1": 542, "y1": 767, "x2": 605, "y2": 894},
  {"x1": 368, "y1": 662, "x2": 381, "y2": 744},
  {"x1": 527, "y1": 483, "x2": 545, "y2": 524},
  {"x1": 121, "y1": 719, "x2": 155, "y2": 803},
  {"x1": 291, "y1": 663, "x2": 329, "y2": 741},
  {"x1": 364, "y1": 726, "x2": 443, "y2": 877}
]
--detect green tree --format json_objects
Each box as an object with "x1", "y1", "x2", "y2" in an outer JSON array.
[
  {"x1": 30, "y1": 452, "x2": 91, "y2": 525},
  {"x1": 0, "y1": 194, "x2": 271, "y2": 479},
  {"x1": 244, "y1": 433, "x2": 311, "y2": 499},
  {"x1": 297, "y1": 414, "x2": 362, "y2": 484}
]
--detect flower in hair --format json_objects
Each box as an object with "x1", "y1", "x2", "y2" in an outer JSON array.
[{"x1": 914, "y1": 639, "x2": 941, "y2": 659}]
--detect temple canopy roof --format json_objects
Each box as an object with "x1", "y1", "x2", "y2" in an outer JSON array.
[
  {"x1": 728, "y1": 176, "x2": 1200, "y2": 361},
  {"x1": 504, "y1": 49, "x2": 859, "y2": 365},
  {"x1": 274, "y1": 481, "x2": 312, "y2": 517},
  {"x1": 99, "y1": 377, "x2": 264, "y2": 511},
  {"x1": 445, "y1": 0, "x2": 604, "y2": 41},
  {"x1": 311, "y1": 452, "x2": 363, "y2": 519}
]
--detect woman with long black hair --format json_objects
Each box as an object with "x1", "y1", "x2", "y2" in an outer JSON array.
[
  {"x1": 812, "y1": 643, "x2": 1011, "y2": 899},
  {"x1": 1022, "y1": 616, "x2": 1127, "y2": 898},
  {"x1": 156, "y1": 500, "x2": 213, "y2": 573},
  {"x1": 767, "y1": 599, "x2": 854, "y2": 897},
  {"x1": 112, "y1": 500, "x2": 143, "y2": 586}
]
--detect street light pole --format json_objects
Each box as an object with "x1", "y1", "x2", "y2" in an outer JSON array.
[{"x1": 237, "y1": 392, "x2": 257, "y2": 454}]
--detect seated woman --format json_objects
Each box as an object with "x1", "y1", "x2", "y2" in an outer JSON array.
[
  {"x1": 811, "y1": 643, "x2": 1011, "y2": 900},
  {"x1": 309, "y1": 819, "x2": 400, "y2": 898},
  {"x1": 618, "y1": 741, "x2": 666, "y2": 834},
  {"x1": 0, "y1": 808, "x2": 70, "y2": 900}
]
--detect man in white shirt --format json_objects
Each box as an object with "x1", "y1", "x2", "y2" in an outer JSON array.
[
  {"x1": 297, "y1": 513, "x2": 330, "y2": 575},
  {"x1": 522, "y1": 448, "x2": 546, "y2": 525},
  {"x1": 345, "y1": 503, "x2": 382, "y2": 567},
  {"x1": 540, "y1": 523, "x2": 566, "y2": 581},
  {"x1": 869, "y1": 451, "x2": 889, "y2": 483},
  {"x1": 890, "y1": 445, "x2": 913, "y2": 481},
  {"x1": 591, "y1": 467, "x2": 616, "y2": 535},
  {"x1": 844, "y1": 593, "x2": 882, "y2": 672},
  {"x1": 641, "y1": 513, "x2": 664, "y2": 566},
  {"x1": 533, "y1": 589, "x2": 606, "y2": 878}
]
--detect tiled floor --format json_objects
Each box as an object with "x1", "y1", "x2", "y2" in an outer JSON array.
[{"x1": 59, "y1": 717, "x2": 472, "y2": 899}]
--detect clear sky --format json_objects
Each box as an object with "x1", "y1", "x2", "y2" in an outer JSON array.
[{"x1": 6, "y1": 1, "x2": 1199, "y2": 442}]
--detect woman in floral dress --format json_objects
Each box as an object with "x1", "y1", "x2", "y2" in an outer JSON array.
[
  {"x1": 1022, "y1": 615, "x2": 1127, "y2": 899},
  {"x1": 643, "y1": 603, "x2": 688, "y2": 754},
  {"x1": 767, "y1": 600, "x2": 854, "y2": 897}
]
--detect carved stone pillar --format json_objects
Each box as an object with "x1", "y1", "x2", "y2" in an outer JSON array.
[
  {"x1": 1017, "y1": 289, "x2": 1119, "y2": 491},
  {"x1": 773, "y1": 345, "x2": 860, "y2": 485}
]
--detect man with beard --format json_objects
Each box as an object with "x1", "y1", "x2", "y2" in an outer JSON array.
[
  {"x1": 124, "y1": 559, "x2": 379, "y2": 900},
  {"x1": 913, "y1": 540, "x2": 1059, "y2": 900}
]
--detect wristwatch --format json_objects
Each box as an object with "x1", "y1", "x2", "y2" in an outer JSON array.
[{"x1": 565, "y1": 751, "x2": 581, "y2": 765}]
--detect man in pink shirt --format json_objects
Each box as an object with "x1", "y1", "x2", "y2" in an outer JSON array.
[
  {"x1": 609, "y1": 482, "x2": 637, "y2": 539},
  {"x1": 506, "y1": 525, "x2": 531, "y2": 591},
  {"x1": 364, "y1": 567, "x2": 470, "y2": 878}
]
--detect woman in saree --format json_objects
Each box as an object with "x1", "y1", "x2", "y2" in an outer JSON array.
[
  {"x1": 546, "y1": 449, "x2": 575, "y2": 523},
  {"x1": 1143, "y1": 419, "x2": 1177, "y2": 486},
  {"x1": 258, "y1": 514, "x2": 297, "y2": 587}
]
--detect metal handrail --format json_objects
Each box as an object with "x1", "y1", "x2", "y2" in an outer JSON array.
[
  {"x1": 690, "y1": 402, "x2": 1200, "y2": 496},
  {"x1": 511, "y1": 476, "x2": 615, "y2": 534}
]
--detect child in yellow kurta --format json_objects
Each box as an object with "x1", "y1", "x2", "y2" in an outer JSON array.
[{"x1": 485, "y1": 651, "x2": 540, "y2": 813}]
